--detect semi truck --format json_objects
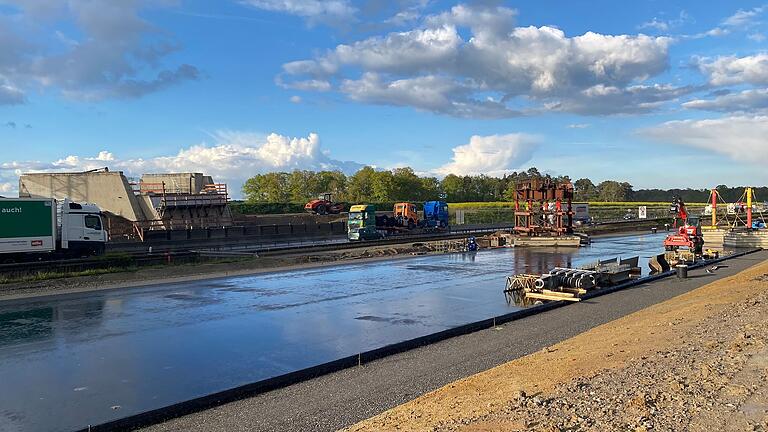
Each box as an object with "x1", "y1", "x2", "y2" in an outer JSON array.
[
  {"x1": 572, "y1": 203, "x2": 590, "y2": 224},
  {"x1": 0, "y1": 198, "x2": 107, "y2": 262},
  {"x1": 422, "y1": 201, "x2": 449, "y2": 228},
  {"x1": 347, "y1": 201, "x2": 450, "y2": 241}
]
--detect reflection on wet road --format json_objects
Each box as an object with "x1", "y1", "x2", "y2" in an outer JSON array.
[{"x1": 0, "y1": 233, "x2": 667, "y2": 432}]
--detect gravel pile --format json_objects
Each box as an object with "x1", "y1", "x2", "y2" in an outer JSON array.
[{"x1": 437, "y1": 273, "x2": 768, "y2": 432}]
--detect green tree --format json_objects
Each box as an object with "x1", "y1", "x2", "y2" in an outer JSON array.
[
  {"x1": 347, "y1": 166, "x2": 376, "y2": 202},
  {"x1": 597, "y1": 180, "x2": 634, "y2": 202},
  {"x1": 419, "y1": 176, "x2": 440, "y2": 201},
  {"x1": 243, "y1": 172, "x2": 290, "y2": 202},
  {"x1": 287, "y1": 170, "x2": 315, "y2": 202},
  {"x1": 440, "y1": 174, "x2": 465, "y2": 202},
  {"x1": 371, "y1": 170, "x2": 394, "y2": 202},
  {"x1": 315, "y1": 170, "x2": 348, "y2": 200},
  {"x1": 574, "y1": 178, "x2": 598, "y2": 201},
  {"x1": 391, "y1": 167, "x2": 423, "y2": 201}
]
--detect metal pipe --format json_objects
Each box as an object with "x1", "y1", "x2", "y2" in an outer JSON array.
[{"x1": 711, "y1": 188, "x2": 717, "y2": 227}]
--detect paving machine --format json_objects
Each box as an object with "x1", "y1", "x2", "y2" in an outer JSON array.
[{"x1": 663, "y1": 197, "x2": 704, "y2": 254}]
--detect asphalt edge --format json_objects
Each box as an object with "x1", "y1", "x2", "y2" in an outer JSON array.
[{"x1": 75, "y1": 247, "x2": 763, "y2": 432}]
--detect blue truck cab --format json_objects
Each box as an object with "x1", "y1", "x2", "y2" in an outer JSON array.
[{"x1": 422, "y1": 200, "x2": 449, "y2": 228}]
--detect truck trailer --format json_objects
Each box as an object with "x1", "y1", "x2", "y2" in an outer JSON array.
[{"x1": 0, "y1": 198, "x2": 107, "y2": 262}]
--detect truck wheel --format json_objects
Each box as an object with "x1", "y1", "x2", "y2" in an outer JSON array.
[
  {"x1": 408, "y1": 219, "x2": 415, "y2": 229},
  {"x1": 316, "y1": 206, "x2": 326, "y2": 215}
]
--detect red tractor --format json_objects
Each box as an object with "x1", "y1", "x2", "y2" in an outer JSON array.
[
  {"x1": 304, "y1": 193, "x2": 344, "y2": 215},
  {"x1": 663, "y1": 197, "x2": 704, "y2": 254}
]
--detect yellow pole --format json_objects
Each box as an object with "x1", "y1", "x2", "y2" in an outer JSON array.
[
  {"x1": 711, "y1": 189, "x2": 717, "y2": 228},
  {"x1": 747, "y1": 187, "x2": 753, "y2": 228}
]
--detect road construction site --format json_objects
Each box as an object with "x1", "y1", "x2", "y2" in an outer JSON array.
[
  {"x1": 144, "y1": 249, "x2": 767, "y2": 432},
  {"x1": 2, "y1": 171, "x2": 767, "y2": 432},
  {"x1": 0, "y1": 231, "x2": 692, "y2": 432}
]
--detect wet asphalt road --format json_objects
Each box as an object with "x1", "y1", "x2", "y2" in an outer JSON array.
[
  {"x1": 143, "y1": 250, "x2": 768, "y2": 432},
  {"x1": 0, "y1": 233, "x2": 668, "y2": 432}
]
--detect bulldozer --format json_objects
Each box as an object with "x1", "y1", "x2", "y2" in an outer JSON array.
[{"x1": 304, "y1": 193, "x2": 344, "y2": 215}]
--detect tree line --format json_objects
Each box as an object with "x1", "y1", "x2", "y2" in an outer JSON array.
[{"x1": 242, "y1": 167, "x2": 767, "y2": 204}]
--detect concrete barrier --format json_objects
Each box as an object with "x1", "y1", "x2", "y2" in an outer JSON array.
[
  {"x1": 260, "y1": 225, "x2": 278, "y2": 236},
  {"x1": 144, "y1": 230, "x2": 169, "y2": 242},
  {"x1": 331, "y1": 222, "x2": 346, "y2": 234},
  {"x1": 243, "y1": 226, "x2": 262, "y2": 236},
  {"x1": 169, "y1": 230, "x2": 188, "y2": 241},
  {"x1": 208, "y1": 228, "x2": 226, "y2": 239},
  {"x1": 226, "y1": 227, "x2": 246, "y2": 238},
  {"x1": 188, "y1": 229, "x2": 208, "y2": 240}
]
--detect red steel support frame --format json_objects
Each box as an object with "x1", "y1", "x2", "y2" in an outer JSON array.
[{"x1": 513, "y1": 178, "x2": 574, "y2": 236}]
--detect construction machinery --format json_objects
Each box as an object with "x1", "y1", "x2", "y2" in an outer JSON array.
[
  {"x1": 305, "y1": 193, "x2": 344, "y2": 215},
  {"x1": 663, "y1": 197, "x2": 704, "y2": 254}
]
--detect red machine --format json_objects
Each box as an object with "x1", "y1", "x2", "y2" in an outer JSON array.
[
  {"x1": 304, "y1": 193, "x2": 344, "y2": 215},
  {"x1": 663, "y1": 197, "x2": 704, "y2": 254}
]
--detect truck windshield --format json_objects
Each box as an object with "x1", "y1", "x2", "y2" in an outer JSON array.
[
  {"x1": 85, "y1": 215, "x2": 102, "y2": 230},
  {"x1": 348, "y1": 212, "x2": 364, "y2": 228}
]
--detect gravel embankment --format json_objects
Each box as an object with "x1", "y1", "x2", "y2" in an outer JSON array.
[{"x1": 436, "y1": 272, "x2": 768, "y2": 431}]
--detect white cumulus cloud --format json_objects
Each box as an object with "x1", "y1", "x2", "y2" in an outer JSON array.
[
  {"x1": 640, "y1": 115, "x2": 768, "y2": 163},
  {"x1": 698, "y1": 53, "x2": 768, "y2": 86},
  {"x1": 0, "y1": 132, "x2": 363, "y2": 198},
  {"x1": 278, "y1": 3, "x2": 679, "y2": 117},
  {"x1": 683, "y1": 88, "x2": 768, "y2": 113},
  {"x1": 436, "y1": 133, "x2": 539, "y2": 176}
]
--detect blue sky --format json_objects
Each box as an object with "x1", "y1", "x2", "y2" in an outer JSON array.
[{"x1": 1, "y1": 0, "x2": 767, "y2": 197}]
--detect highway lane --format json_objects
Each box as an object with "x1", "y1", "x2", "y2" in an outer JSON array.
[{"x1": 0, "y1": 232, "x2": 667, "y2": 432}]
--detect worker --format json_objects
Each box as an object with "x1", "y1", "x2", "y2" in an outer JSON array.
[{"x1": 467, "y1": 237, "x2": 478, "y2": 252}]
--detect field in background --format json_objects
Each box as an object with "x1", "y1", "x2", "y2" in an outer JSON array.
[
  {"x1": 230, "y1": 201, "x2": 708, "y2": 225},
  {"x1": 450, "y1": 202, "x2": 708, "y2": 225}
]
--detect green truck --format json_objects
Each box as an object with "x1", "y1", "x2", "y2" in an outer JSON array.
[
  {"x1": 347, "y1": 204, "x2": 385, "y2": 241},
  {"x1": 0, "y1": 198, "x2": 107, "y2": 262}
]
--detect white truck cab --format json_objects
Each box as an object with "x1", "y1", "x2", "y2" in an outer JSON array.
[{"x1": 59, "y1": 200, "x2": 107, "y2": 255}]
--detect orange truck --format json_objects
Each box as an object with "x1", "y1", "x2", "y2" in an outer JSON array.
[{"x1": 393, "y1": 202, "x2": 420, "y2": 229}]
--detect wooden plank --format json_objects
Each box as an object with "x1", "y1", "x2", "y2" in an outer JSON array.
[
  {"x1": 525, "y1": 293, "x2": 581, "y2": 302},
  {"x1": 541, "y1": 289, "x2": 576, "y2": 298},
  {"x1": 561, "y1": 288, "x2": 588, "y2": 295}
]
